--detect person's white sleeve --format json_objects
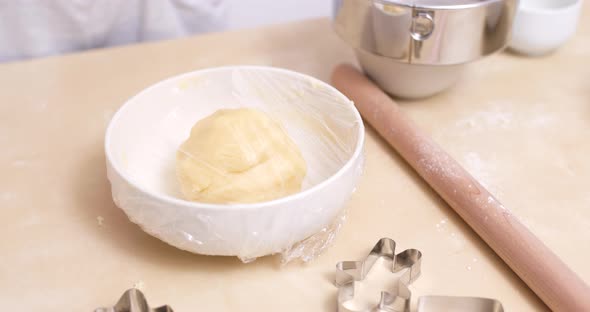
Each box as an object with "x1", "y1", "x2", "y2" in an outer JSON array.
[{"x1": 0, "y1": 0, "x2": 228, "y2": 62}]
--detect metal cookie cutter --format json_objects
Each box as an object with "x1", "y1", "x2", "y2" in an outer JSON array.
[
  {"x1": 417, "y1": 296, "x2": 504, "y2": 312},
  {"x1": 335, "y1": 238, "x2": 422, "y2": 312},
  {"x1": 335, "y1": 238, "x2": 505, "y2": 312},
  {"x1": 95, "y1": 288, "x2": 173, "y2": 312}
]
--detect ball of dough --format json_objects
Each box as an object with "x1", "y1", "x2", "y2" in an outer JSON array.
[{"x1": 176, "y1": 108, "x2": 307, "y2": 204}]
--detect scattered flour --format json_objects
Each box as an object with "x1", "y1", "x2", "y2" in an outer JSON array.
[
  {"x1": 10, "y1": 153, "x2": 41, "y2": 168},
  {"x1": 526, "y1": 114, "x2": 556, "y2": 128},
  {"x1": 455, "y1": 110, "x2": 513, "y2": 131},
  {"x1": 11, "y1": 160, "x2": 29, "y2": 167},
  {"x1": 133, "y1": 280, "x2": 145, "y2": 290},
  {"x1": 96, "y1": 216, "x2": 105, "y2": 227},
  {"x1": 1, "y1": 192, "x2": 15, "y2": 201},
  {"x1": 448, "y1": 232, "x2": 466, "y2": 254},
  {"x1": 32, "y1": 101, "x2": 48, "y2": 113},
  {"x1": 462, "y1": 152, "x2": 493, "y2": 189},
  {"x1": 435, "y1": 218, "x2": 448, "y2": 232},
  {"x1": 454, "y1": 102, "x2": 556, "y2": 133}
]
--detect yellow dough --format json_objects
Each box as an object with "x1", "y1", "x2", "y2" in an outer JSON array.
[{"x1": 176, "y1": 108, "x2": 307, "y2": 204}]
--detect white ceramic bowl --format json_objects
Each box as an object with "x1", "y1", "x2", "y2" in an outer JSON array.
[
  {"x1": 105, "y1": 66, "x2": 365, "y2": 259},
  {"x1": 356, "y1": 49, "x2": 465, "y2": 99},
  {"x1": 509, "y1": 0, "x2": 582, "y2": 56}
]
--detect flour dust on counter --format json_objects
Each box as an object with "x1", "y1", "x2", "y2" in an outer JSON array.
[
  {"x1": 96, "y1": 216, "x2": 105, "y2": 227},
  {"x1": 462, "y1": 152, "x2": 500, "y2": 194},
  {"x1": 1, "y1": 192, "x2": 15, "y2": 201},
  {"x1": 434, "y1": 99, "x2": 568, "y2": 197},
  {"x1": 133, "y1": 280, "x2": 145, "y2": 291}
]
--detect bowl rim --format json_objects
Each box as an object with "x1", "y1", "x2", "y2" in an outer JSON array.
[
  {"x1": 105, "y1": 65, "x2": 365, "y2": 211},
  {"x1": 518, "y1": 0, "x2": 581, "y2": 14}
]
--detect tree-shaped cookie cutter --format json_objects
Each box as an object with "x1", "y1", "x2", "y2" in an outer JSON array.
[
  {"x1": 335, "y1": 238, "x2": 422, "y2": 312},
  {"x1": 95, "y1": 288, "x2": 173, "y2": 312}
]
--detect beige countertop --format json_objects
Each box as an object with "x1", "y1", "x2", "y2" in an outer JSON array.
[{"x1": 1, "y1": 6, "x2": 589, "y2": 311}]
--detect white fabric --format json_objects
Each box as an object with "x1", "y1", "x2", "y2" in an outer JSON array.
[{"x1": 0, "y1": 0, "x2": 228, "y2": 62}]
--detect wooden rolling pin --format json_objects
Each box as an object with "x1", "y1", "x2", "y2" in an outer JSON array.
[{"x1": 332, "y1": 64, "x2": 590, "y2": 311}]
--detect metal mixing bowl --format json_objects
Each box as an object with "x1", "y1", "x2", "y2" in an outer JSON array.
[{"x1": 333, "y1": 0, "x2": 518, "y2": 98}]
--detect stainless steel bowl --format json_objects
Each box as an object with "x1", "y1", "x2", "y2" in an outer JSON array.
[{"x1": 333, "y1": 0, "x2": 518, "y2": 98}]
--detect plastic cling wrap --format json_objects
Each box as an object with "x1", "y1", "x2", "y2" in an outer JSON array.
[
  {"x1": 105, "y1": 66, "x2": 365, "y2": 262},
  {"x1": 176, "y1": 107, "x2": 309, "y2": 205}
]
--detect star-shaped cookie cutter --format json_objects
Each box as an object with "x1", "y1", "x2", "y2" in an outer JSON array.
[
  {"x1": 95, "y1": 288, "x2": 173, "y2": 312},
  {"x1": 335, "y1": 238, "x2": 422, "y2": 312}
]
